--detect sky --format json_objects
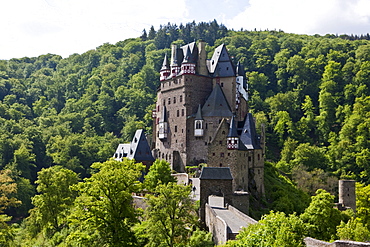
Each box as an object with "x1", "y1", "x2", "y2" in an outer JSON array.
[{"x1": 1, "y1": 0, "x2": 370, "y2": 60}]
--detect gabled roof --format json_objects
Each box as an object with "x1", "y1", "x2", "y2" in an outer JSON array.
[
  {"x1": 126, "y1": 129, "x2": 155, "y2": 162},
  {"x1": 199, "y1": 167, "x2": 233, "y2": 180},
  {"x1": 227, "y1": 116, "x2": 238, "y2": 137},
  {"x1": 195, "y1": 104, "x2": 203, "y2": 120},
  {"x1": 180, "y1": 42, "x2": 197, "y2": 64},
  {"x1": 202, "y1": 84, "x2": 232, "y2": 117},
  {"x1": 182, "y1": 46, "x2": 194, "y2": 64},
  {"x1": 240, "y1": 113, "x2": 261, "y2": 150},
  {"x1": 114, "y1": 143, "x2": 130, "y2": 161},
  {"x1": 160, "y1": 53, "x2": 170, "y2": 71},
  {"x1": 208, "y1": 44, "x2": 235, "y2": 77}
]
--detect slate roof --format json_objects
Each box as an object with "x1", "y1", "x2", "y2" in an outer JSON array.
[
  {"x1": 202, "y1": 84, "x2": 232, "y2": 117},
  {"x1": 126, "y1": 129, "x2": 155, "y2": 162},
  {"x1": 199, "y1": 167, "x2": 233, "y2": 180},
  {"x1": 240, "y1": 113, "x2": 262, "y2": 150},
  {"x1": 180, "y1": 42, "x2": 197, "y2": 64},
  {"x1": 160, "y1": 53, "x2": 170, "y2": 71},
  {"x1": 195, "y1": 104, "x2": 203, "y2": 120},
  {"x1": 114, "y1": 143, "x2": 130, "y2": 161},
  {"x1": 227, "y1": 116, "x2": 238, "y2": 137},
  {"x1": 182, "y1": 46, "x2": 194, "y2": 64},
  {"x1": 208, "y1": 44, "x2": 235, "y2": 77}
]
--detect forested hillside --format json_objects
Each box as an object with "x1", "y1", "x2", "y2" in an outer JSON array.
[{"x1": 1, "y1": 20, "x2": 370, "y2": 245}]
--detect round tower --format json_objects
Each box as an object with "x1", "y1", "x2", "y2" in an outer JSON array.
[{"x1": 339, "y1": 180, "x2": 356, "y2": 212}]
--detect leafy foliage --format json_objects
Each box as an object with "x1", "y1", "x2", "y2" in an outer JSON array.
[
  {"x1": 144, "y1": 159, "x2": 176, "y2": 192},
  {"x1": 223, "y1": 211, "x2": 306, "y2": 247},
  {"x1": 300, "y1": 189, "x2": 345, "y2": 241},
  {"x1": 139, "y1": 182, "x2": 199, "y2": 247},
  {"x1": 66, "y1": 159, "x2": 145, "y2": 246}
]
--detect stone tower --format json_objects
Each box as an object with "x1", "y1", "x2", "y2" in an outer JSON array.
[{"x1": 338, "y1": 180, "x2": 356, "y2": 212}]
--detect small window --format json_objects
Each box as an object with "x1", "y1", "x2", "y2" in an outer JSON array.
[
  {"x1": 219, "y1": 163, "x2": 222, "y2": 167},
  {"x1": 177, "y1": 110, "x2": 179, "y2": 117},
  {"x1": 213, "y1": 153, "x2": 215, "y2": 156},
  {"x1": 173, "y1": 97, "x2": 176, "y2": 104},
  {"x1": 219, "y1": 141, "x2": 222, "y2": 145},
  {"x1": 180, "y1": 95, "x2": 183, "y2": 102},
  {"x1": 168, "y1": 98, "x2": 171, "y2": 105},
  {"x1": 248, "y1": 157, "x2": 251, "y2": 162},
  {"x1": 220, "y1": 153, "x2": 224, "y2": 157},
  {"x1": 175, "y1": 126, "x2": 177, "y2": 132},
  {"x1": 221, "y1": 82, "x2": 224, "y2": 87},
  {"x1": 181, "y1": 109, "x2": 184, "y2": 116}
]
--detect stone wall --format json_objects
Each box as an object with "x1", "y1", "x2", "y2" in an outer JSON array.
[
  {"x1": 228, "y1": 205, "x2": 257, "y2": 225},
  {"x1": 205, "y1": 203, "x2": 228, "y2": 245},
  {"x1": 172, "y1": 173, "x2": 188, "y2": 185},
  {"x1": 199, "y1": 178, "x2": 233, "y2": 222},
  {"x1": 304, "y1": 237, "x2": 370, "y2": 247}
]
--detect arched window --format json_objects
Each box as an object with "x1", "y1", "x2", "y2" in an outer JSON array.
[{"x1": 195, "y1": 120, "x2": 202, "y2": 129}]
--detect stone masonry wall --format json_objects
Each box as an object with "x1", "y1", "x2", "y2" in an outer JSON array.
[
  {"x1": 200, "y1": 178, "x2": 233, "y2": 222},
  {"x1": 305, "y1": 237, "x2": 370, "y2": 247},
  {"x1": 205, "y1": 203, "x2": 228, "y2": 245}
]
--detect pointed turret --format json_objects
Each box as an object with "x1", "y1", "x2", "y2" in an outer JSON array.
[
  {"x1": 160, "y1": 54, "x2": 170, "y2": 81},
  {"x1": 240, "y1": 113, "x2": 261, "y2": 150},
  {"x1": 194, "y1": 104, "x2": 204, "y2": 137},
  {"x1": 227, "y1": 116, "x2": 239, "y2": 149}
]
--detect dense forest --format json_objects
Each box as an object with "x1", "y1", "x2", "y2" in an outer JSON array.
[{"x1": 1, "y1": 20, "x2": 370, "y2": 245}]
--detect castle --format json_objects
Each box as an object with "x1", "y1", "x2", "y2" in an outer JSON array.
[{"x1": 152, "y1": 41, "x2": 265, "y2": 195}]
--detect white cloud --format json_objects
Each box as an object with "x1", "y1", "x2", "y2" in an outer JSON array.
[
  {"x1": 226, "y1": 0, "x2": 370, "y2": 35},
  {"x1": 1, "y1": 0, "x2": 370, "y2": 59},
  {"x1": 0, "y1": 0, "x2": 188, "y2": 59}
]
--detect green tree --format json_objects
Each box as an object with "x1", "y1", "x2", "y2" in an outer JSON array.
[
  {"x1": 141, "y1": 183, "x2": 198, "y2": 247},
  {"x1": 337, "y1": 218, "x2": 370, "y2": 242},
  {"x1": 223, "y1": 211, "x2": 306, "y2": 247},
  {"x1": 29, "y1": 166, "x2": 79, "y2": 234},
  {"x1": 300, "y1": 189, "x2": 344, "y2": 241},
  {"x1": 0, "y1": 169, "x2": 21, "y2": 246},
  {"x1": 67, "y1": 159, "x2": 144, "y2": 246},
  {"x1": 144, "y1": 159, "x2": 176, "y2": 191}
]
